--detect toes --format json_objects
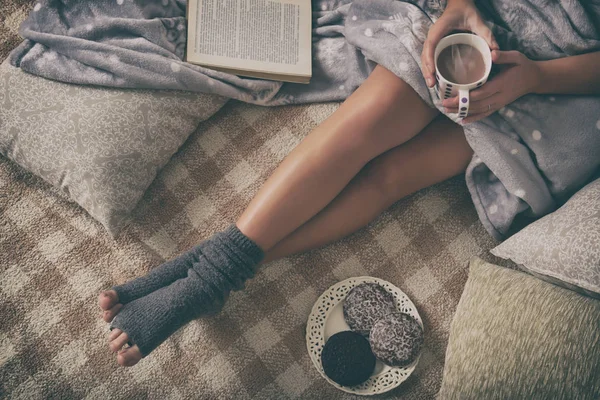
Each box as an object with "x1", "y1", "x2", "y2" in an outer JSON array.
[
  {"x1": 102, "y1": 303, "x2": 123, "y2": 322},
  {"x1": 117, "y1": 346, "x2": 143, "y2": 367},
  {"x1": 109, "y1": 331, "x2": 130, "y2": 353},
  {"x1": 109, "y1": 328, "x2": 123, "y2": 341},
  {"x1": 98, "y1": 290, "x2": 119, "y2": 310}
]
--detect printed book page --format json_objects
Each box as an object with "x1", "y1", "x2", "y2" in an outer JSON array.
[{"x1": 186, "y1": 0, "x2": 311, "y2": 79}]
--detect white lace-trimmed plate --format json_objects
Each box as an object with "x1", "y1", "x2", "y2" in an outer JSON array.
[{"x1": 306, "y1": 276, "x2": 423, "y2": 396}]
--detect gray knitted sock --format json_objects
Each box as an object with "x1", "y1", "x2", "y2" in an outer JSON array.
[
  {"x1": 109, "y1": 225, "x2": 264, "y2": 356},
  {"x1": 111, "y1": 243, "x2": 206, "y2": 304}
]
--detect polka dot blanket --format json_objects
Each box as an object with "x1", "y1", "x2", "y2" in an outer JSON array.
[{"x1": 9, "y1": 0, "x2": 600, "y2": 239}]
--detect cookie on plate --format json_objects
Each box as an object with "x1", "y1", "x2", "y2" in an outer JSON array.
[
  {"x1": 343, "y1": 283, "x2": 396, "y2": 336},
  {"x1": 369, "y1": 311, "x2": 423, "y2": 367},
  {"x1": 321, "y1": 330, "x2": 376, "y2": 386}
]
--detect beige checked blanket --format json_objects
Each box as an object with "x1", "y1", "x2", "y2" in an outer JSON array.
[{"x1": 1, "y1": 3, "x2": 498, "y2": 399}]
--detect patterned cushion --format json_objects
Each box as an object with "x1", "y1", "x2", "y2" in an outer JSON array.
[
  {"x1": 492, "y1": 178, "x2": 600, "y2": 298},
  {"x1": 0, "y1": 60, "x2": 227, "y2": 235},
  {"x1": 439, "y1": 258, "x2": 600, "y2": 399}
]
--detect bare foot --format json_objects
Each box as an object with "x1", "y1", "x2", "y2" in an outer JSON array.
[
  {"x1": 98, "y1": 290, "x2": 123, "y2": 322},
  {"x1": 99, "y1": 290, "x2": 144, "y2": 366},
  {"x1": 108, "y1": 328, "x2": 144, "y2": 367}
]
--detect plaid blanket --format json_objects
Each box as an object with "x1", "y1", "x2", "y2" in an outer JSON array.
[{"x1": 1, "y1": 2, "x2": 498, "y2": 398}]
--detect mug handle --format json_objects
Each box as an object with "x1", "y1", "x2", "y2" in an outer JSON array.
[{"x1": 458, "y1": 89, "x2": 469, "y2": 121}]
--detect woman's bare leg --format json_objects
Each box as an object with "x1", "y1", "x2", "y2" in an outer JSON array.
[
  {"x1": 100, "y1": 66, "x2": 441, "y2": 366},
  {"x1": 237, "y1": 65, "x2": 438, "y2": 250},
  {"x1": 262, "y1": 115, "x2": 472, "y2": 263}
]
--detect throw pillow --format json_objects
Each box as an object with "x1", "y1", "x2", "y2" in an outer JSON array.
[
  {"x1": 0, "y1": 61, "x2": 227, "y2": 235},
  {"x1": 439, "y1": 257, "x2": 600, "y2": 399},
  {"x1": 492, "y1": 178, "x2": 600, "y2": 298}
]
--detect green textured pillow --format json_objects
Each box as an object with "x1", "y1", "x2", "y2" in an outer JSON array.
[{"x1": 439, "y1": 257, "x2": 600, "y2": 400}]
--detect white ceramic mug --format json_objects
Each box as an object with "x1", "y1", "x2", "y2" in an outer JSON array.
[{"x1": 434, "y1": 33, "x2": 492, "y2": 120}]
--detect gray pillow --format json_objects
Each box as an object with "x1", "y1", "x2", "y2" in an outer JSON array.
[
  {"x1": 492, "y1": 178, "x2": 600, "y2": 298},
  {"x1": 0, "y1": 61, "x2": 227, "y2": 235},
  {"x1": 439, "y1": 257, "x2": 600, "y2": 400}
]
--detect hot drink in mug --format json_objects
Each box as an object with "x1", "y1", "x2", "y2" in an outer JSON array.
[{"x1": 434, "y1": 33, "x2": 492, "y2": 120}]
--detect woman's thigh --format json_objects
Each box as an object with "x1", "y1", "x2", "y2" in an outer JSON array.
[
  {"x1": 317, "y1": 65, "x2": 439, "y2": 160},
  {"x1": 361, "y1": 114, "x2": 473, "y2": 201}
]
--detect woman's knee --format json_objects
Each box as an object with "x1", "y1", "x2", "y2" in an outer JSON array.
[
  {"x1": 319, "y1": 67, "x2": 435, "y2": 162},
  {"x1": 329, "y1": 95, "x2": 409, "y2": 157},
  {"x1": 359, "y1": 152, "x2": 410, "y2": 202}
]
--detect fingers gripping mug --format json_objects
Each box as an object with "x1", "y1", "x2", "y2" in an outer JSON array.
[{"x1": 434, "y1": 33, "x2": 492, "y2": 120}]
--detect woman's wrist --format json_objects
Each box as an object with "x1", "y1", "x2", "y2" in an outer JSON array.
[
  {"x1": 529, "y1": 52, "x2": 600, "y2": 95},
  {"x1": 447, "y1": 0, "x2": 475, "y2": 6},
  {"x1": 446, "y1": 0, "x2": 476, "y2": 10},
  {"x1": 530, "y1": 60, "x2": 548, "y2": 94}
]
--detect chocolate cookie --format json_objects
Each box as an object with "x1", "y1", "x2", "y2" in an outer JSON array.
[
  {"x1": 343, "y1": 283, "x2": 396, "y2": 336},
  {"x1": 321, "y1": 330, "x2": 376, "y2": 386},
  {"x1": 369, "y1": 312, "x2": 423, "y2": 367}
]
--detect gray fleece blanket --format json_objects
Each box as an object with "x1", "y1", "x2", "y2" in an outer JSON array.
[{"x1": 9, "y1": 0, "x2": 600, "y2": 239}]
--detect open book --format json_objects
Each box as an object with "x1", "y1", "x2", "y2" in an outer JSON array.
[{"x1": 186, "y1": 0, "x2": 312, "y2": 84}]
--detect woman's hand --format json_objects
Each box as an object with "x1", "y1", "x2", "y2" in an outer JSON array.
[
  {"x1": 443, "y1": 50, "x2": 542, "y2": 123},
  {"x1": 421, "y1": 0, "x2": 498, "y2": 87}
]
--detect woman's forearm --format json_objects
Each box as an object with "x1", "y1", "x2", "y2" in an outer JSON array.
[
  {"x1": 447, "y1": 0, "x2": 474, "y2": 6},
  {"x1": 533, "y1": 51, "x2": 600, "y2": 95}
]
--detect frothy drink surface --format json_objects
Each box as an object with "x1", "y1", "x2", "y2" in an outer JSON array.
[{"x1": 437, "y1": 44, "x2": 485, "y2": 84}]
